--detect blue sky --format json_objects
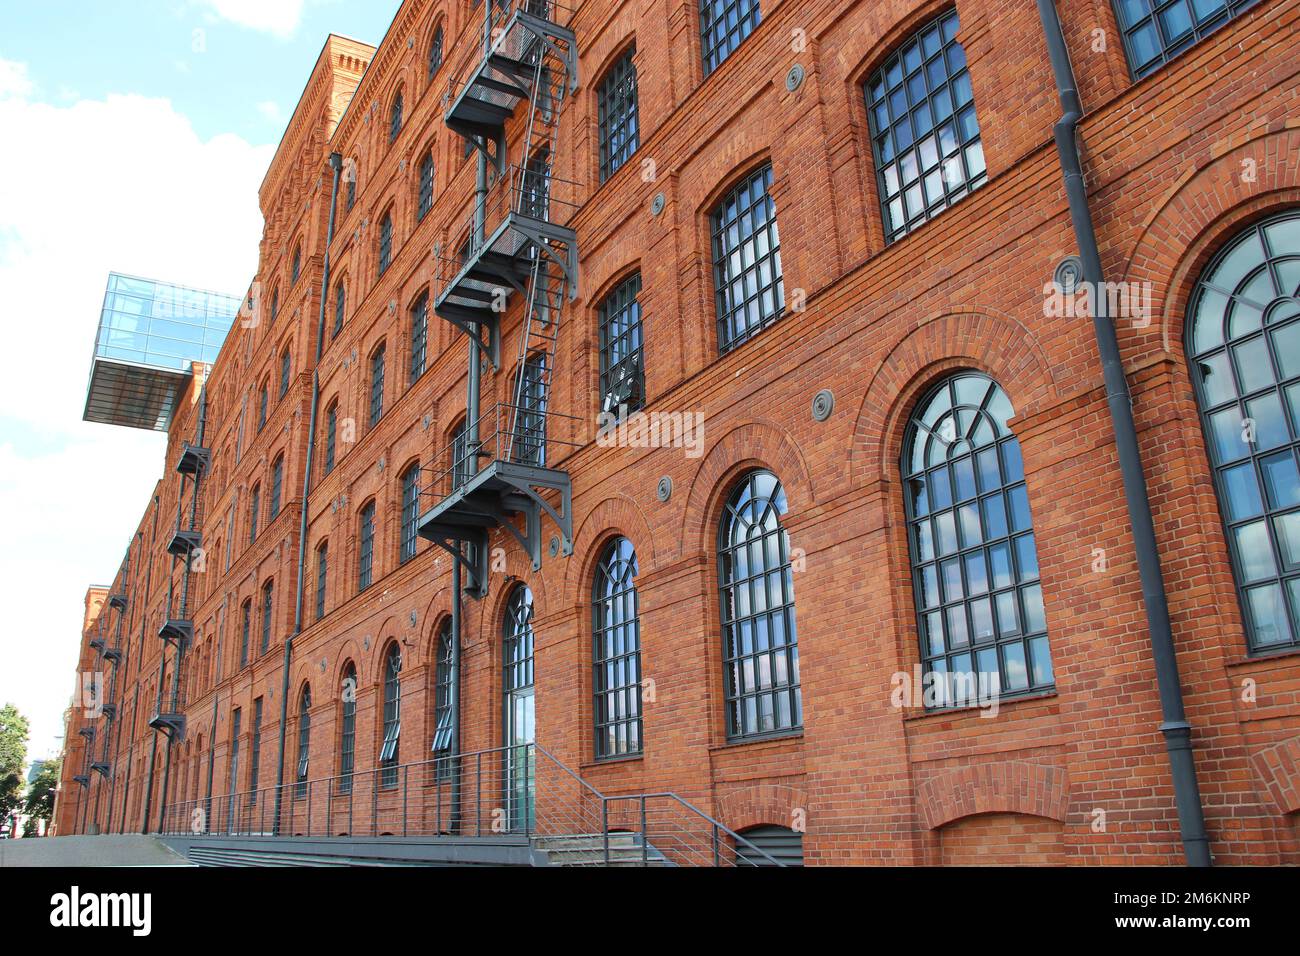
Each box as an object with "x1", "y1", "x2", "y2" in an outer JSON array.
[
  {"x1": 0, "y1": 0, "x2": 399, "y2": 764},
  {"x1": 3, "y1": 0, "x2": 399, "y2": 140}
]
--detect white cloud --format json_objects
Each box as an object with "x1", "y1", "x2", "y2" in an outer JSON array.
[
  {"x1": 198, "y1": 0, "x2": 307, "y2": 38},
  {"x1": 256, "y1": 99, "x2": 283, "y2": 123},
  {"x1": 0, "y1": 60, "x2": 273, "y2": 760}
]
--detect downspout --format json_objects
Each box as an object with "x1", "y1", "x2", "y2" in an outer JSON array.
[
  {"x1": 1035, "y1": 0, "x2": 1211, "y2": 867},
  {"x1": 140, "y1": 494, "x2": 164, "y2": 832},
  {"x1": 122, "y1": 508, "x2": 156, "y2": 832},
  {"x1": 205, "y1": 598, "x2": 225, "y2": 831},
  {"x1": 272, "y1": 151, "x2": 344, "y2": 834}
]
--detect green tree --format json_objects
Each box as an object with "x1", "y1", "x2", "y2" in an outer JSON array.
[
  {"x1": 0, "y1": 704, "x2": 31, "y2": 821},
  {"x1": 24, "y1": 757, "x2": 61, "y2": 834}
]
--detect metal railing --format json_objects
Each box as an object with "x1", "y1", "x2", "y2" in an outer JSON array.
[
  {"x1": 158, "y1": 743, "x2": 783, "y2": 866},
  {"x1": 418, "y1": 401, "x2": 582, "y2": 512}
]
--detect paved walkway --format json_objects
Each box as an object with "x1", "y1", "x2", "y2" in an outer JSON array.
[{"x1": 0, "y1": 835, "x2": 192, "y2": 867}]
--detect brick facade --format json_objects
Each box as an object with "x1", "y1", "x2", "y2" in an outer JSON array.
[{"x1": 55, "y1": 0, "x2": 1300, "y2": 864}]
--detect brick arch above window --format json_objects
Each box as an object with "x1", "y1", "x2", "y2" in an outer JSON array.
[{"x1": 916, "y1": 760, "x2": 1069, "y2": 830}]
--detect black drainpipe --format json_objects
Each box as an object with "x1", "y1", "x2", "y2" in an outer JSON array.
[
  {"x1": 139, "y1": 494, "x2": 163, "y2": 832},
  {"x1": 1036, "y1": 0, "x2": 1210, "y2": 867},
  {"x1": 272, "y1": 151, "x2": 344, "y2": 834}
]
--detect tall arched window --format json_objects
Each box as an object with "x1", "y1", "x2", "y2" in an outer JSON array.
[
  {"x1": 389, "y1": 90, "x2": 404, "y2": 143},
  {"x1": 503, "y1": 586, "x2": 535, "y2": 830},
  {"x1": 338, "y1": 663, "x2": 356, "y2": 793},
  {"x1": 333, "y1": 280, "x2": 346, "y2": 338},
  {"x1": 400, "y1": 462, "x2": 421, "y2": 564},
  {"x1": 378, "y1": 213, "x2": 393, "y2": 276},
  {"x1": 417, "y1": 153, "x2": 435, "y2": 222},
  {"x1": 592, "y1": 537, "x2": 643, "y2": 758},
  {"x1": 712, "y1": 164, "x2": 783, "y2": 353},
  {"x1": 718, "y1": 470, "x2": 801, "y2": 739},
  {"x1": 428, "y1": 25, "x2": 444, "y2": 81},
  {"x1": 323, "y1": 401, "x2": 338, "y2": 475},
  {"x1": 431, "y1": 619, "x2": 454, "y2": 775},
  {"x1": 295, "y1": 684, "x2": 311, "y2": 799},
  {"x1": 380, "y1": 643, "x2": 402, "y2": 788},
  {"x1": 1187, "y1": 211, "x2": 1300, "y2": 653},
  {"x1": 409, "y1": 292, "x2": 429, "y2": 384},
  {"x1": 903, "y1": 372, "x2": 1053, "y2": 707}
]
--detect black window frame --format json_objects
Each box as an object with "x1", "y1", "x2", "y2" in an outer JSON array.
[
  {"x1": 592, "y1": 537, "x2": 644, "y2": 759},
  {"x1": 717, "y1": 470, "x2": 802, "y2": 740},
  {"x1": 260, "y1": 579, "x2": 273, "y2": 655},
  {"x1": 598, "y1": 45, "x2": 639, "y2": 183},
  {"x1": 597, "y1": 272, "x2": 645, "y2": 414},
  {"x1": 389, "y1": 90, "x2": 404, "y2": 144},
  {"x1": 1186, "y1": 210, "x2": 1300, "y2": 655},
  {"x1": 248, "y1": 696, "x2": 263, "y2": 804},
  {"x1": 324, "y1": 401, "x2": 337, "y2": 475},
  {"x1": 409, "y1": 293, "x2": 429, "y2": 385},
  {"x1": 279, "y1": 347, "x2": 291, "y2": 398},
  {"x1": 1113, "y1": 0, "x2": 1259, "y2": 80},
  {"x1": 865, "y1": 9, "x2": 985, "y2": 244},
  {"x1": 295, "y1": 684, "x2": 311, "y2": 799},
  {"x1": 378, "y1": 212, "x2": 393, "y2": 277},
  {"x1": 700, "y1": 0, "x2": 762, "y2": 76},
  {"x1": 249, "y1": 484, "x2": 260, "y2": 544},
  {"x1": 428, "y1": 24, "x2": 444, "y2": 81},
  {"x1": 380, "y1": 643, "x2": 402, "y2": 789},
  {"x1": 400, "y1": 462, "x2": 421, "y2": 564},
  {"x1": 269, "y1": 454, "x2": 283, "y2": 518},
  {"x1": 712, "y1": 163, "x2": 783, "y2": 354},
  {"x1": 358, "y1": 500, "x2": 376, "y2": 592},
  {"x1": 417, "y1": 152, "x2": 435, "y2": 221},
  {"x1": 239, "y1": 600, "x2": 251, "y2": 668},
  {"x1": 369, "y1": 344, "x2": 386, "y2": 427},
  {"x1": 431, "y1": 619, "x2": 454, "y2": 765},
  {"x1": 338, "y1": 664, "x2": 357, "y2": 794},
  {"x1": 291, "y1": 245, "x2": 302, "y2": 286},
  {"x1": 902, "y1": 372, "x2": 1055, "y2": 706},
  {"x1": 333, "y1": 281, "x2": 346, "y2": 338},
  {"x1": 512, "y1": 353, "x2": 548, "y2": 466},
  {"x1": 315, "y1": 541, "x2": 328, "y2": 622}
]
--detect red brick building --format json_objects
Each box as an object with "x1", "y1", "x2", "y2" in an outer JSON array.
[{"x1": 55, "y1": 0, "x2": 1300, "y2": 865}]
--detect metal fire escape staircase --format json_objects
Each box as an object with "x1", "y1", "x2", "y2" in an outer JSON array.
[
  {"x1": 149, "y1": 389, "x2": 210, "y2": 741},
  {"x1": 418, "y1": 0, "x2": 578, "y2": 597},
  {"x1": 91, "y1": 559, "x2": 130, "y2": 777}
]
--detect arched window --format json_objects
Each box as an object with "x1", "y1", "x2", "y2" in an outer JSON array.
[
  {"x1": 258, "y1": 381, "x2": 269, "y2": 430},
  {"x1": 315, "y1": 540, "x2": 328, "y2": 621},
  {"x1": 409, "y1": 292, "x2": 429, "y2": 384},
  {"x1": 380, "y1": 643, "x2": 402, "y2": 788},
  {"x1": 865, "y1": 9, "x2": 984, "y2": 244},
  {"x1": 239, "y1": 599, "x2": 251, "y2": 667},
  {"x1": 260, "y1": 579, "x2": 274, "y2": 655},
  {"x1": 378, "y1": 212, "x2": 393, "y2": 276},
  {"x1": 333, "y1": 280, "x2": 346, "y2": 338},
  {"x1": 295, "y1": 684, "x2": 311, "y2": 799},
  {"x1": 369, "y1": 343, "x2": 386, "y2": 426},
  {"x1": 1114, "y1": 0, "x2": 1256, "y2": 80},
  {"x1": 431, "y1": 619, "x2": 454, "y2": 770},
  {"x1": 598, "y1": 272, "x2": 644, "y2": 414},
  {"x1": 323, "y1": 401, "x2": 338, "y2": 475},
  {"x1": 389, "y1": 90, "x2": 404, "y2": 143},
  {"x1": 718, "y1": 470, "x2": 801, "y2": 739},
  {"x1": 417, "y1": 152, "x2": 435, "y2": 221},
  {"x1": 513, "y1": 352, "x2": 548, "y2": 466},
  {"x1": 902, "y1": 372, "x2": 1053, "y2": 707},
  {"x1": 279, "y1": 346, "x2": 291, "y2": 397},
  {"x1": 736, "y1": 824, "x2": 804, "y2": 866},
  {"x1": 269, "y1": 453, "x2": 284, "y2": 518},
  {"x1": 269, "y1": 287, "x2": 279, "y2": 324},
  {"x1": 1187, "y1": 211, "x2": 1300, "y2": 653},
  {"x1": 400, "y1": 462, "x2": 421, "y2": 564},
  {"x1": 597, "y1": 45, "x2": 638, "y2": 182},
  {"x1": 291, "y1": 244, "x2": 302, "y2": 285},
  {"x1": 338, "y1": 663, "x2": 356, "y2": 793},
  {"x1": 358, "y1": 500, "x2": 376, "y2": 591},
  {"x1": 503, "y1": 586, "x2": 535, "y2": 830},
  {"x1": 592, "y1": 537, "x2": 643, "y2": 758},
  {"x1": 700, "y1": 0, "x2": 761, "y2": 76},
  {"x1": 712, "y1": 164, "x2": 783, "y2": 353},
  {"x1": 249, "y1": 483, "x2": 260, "y2": 544},
  {"x1": 428, "y1": 25, "x2": 445, "y2": 81}
]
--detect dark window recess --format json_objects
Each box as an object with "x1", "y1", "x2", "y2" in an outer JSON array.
[
  {"x1": 712, "y1": 164, "x2": 783, "y2": 353},
  {"x1": 902, "y1": 373, "x2": 1055, "y2": 705},
  {"x1": 338, "y1": 664, "x2": 357, "y2": 792},
  {"x1": 451, "y1": 418, "x2": 474, "y2": 490},
  {"x1": 260, "y1": 580, "x2": 273, "y2": 654},
  {"x1": 418, "y1": 153, "x2": 435, "y2": 221},
  {"x1": 400, "y1": 463, "x2": 421, "y2": 564},
  {"x1": 248, "y1": 697, "x2": 263, "y2": 803},
  {"x1": 389, "y1": 92, "x2": 403, "y2": 143},
  {"x1": 1186, "y1": 211, "x2": 1300, "y2": 654},
  {"x1": 736, "y1": 825, "x2": 805, "y2": 866},
  {"x1": 295, "y1": 686, "x2": 311, "y2": 799},
  {"x1": 431, "y1": 620, "x2": 454, "y2": 772},
  {"x1": 718, "y1": 470, "x2": 801, "y2": 739},
  {"x1": 378, "y1": 213, "x2": 393, "y2": 276},
  {"x1": 249, "y1": 486, "x2": 260, "y2": 544},
  {"x1": 239, "y1": 601, "x2": 251, "y2": 667},
  {"x1": 504, "y1": 586, "x2": 534, "y2": 695},
  {"x1": 279, "y1": 349, "x2": 291, "y2": 398},
  {"x1": 512, "y1": 353, "x2": 548, "y2": 466},
  {"x1": 598, "y1": 47, "x2": 639, "y2": 182},
  {"x1": 865, "y1": 9, "x2": 985, "y2": 244},
  {"x1": 270, "y1": 455, "x2": 283, "y2": 518},
  {"x1": 1114, "y1": 0, "x2": 1258, "y2": 79},
  {"x1": 270, "y1": 289, "x2": 279, "y2": 324},
  {"x1": 700, "y1": 0, "x2": 761, "y2": 76},
  {"x1": 380, "y1": 644, "x2": 402, "y2": 788},
  {"x1": 346, "y1": 175, "x2": 356, "y2": 212},
  {"x1": 324, "y1": 403, "x2": 337, "y2": 475},
  {"x1": 258, "y1": 386, "x2": 268, "y2": 430},
  {"x1": 598, "y1": 273, "x2": 644, "y2": 413},
  {"x1": 428, "y1": 26, "x2": 444, "y2": 81},
  {"x1": 369, "y1": 344, "x2": 386, "y2": 427},
  {"x1": 358, "y1": 501, "x2": 376, "y2": 591},
  {"x1": 410, "y1": 293, "x2": 428, "y2": 384},
  {"x1": 592, "y1": 537, "x2": 643, "y2": 759},
  {"x1": 333, "y1": 282, "x2": 346, "y2": 338},
  {"x1": 315, "y1": 542, "x2": 328, "y2": 621},
  {"x1": 291, "y1": 246, "x2": 301, "y2": 285}
]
